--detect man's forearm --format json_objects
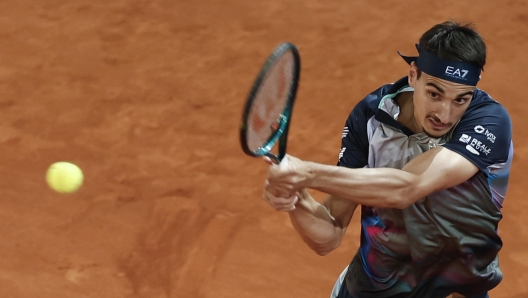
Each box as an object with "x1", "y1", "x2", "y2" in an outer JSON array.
[
  {"x1": 288, "y1": 190, "x2": 345, "y2": 255},
  {"x1": 306, "y1": 162, "x2": 420, "y2": 209}
]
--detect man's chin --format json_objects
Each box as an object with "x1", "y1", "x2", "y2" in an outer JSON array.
[{"x1": 424, "y1": 128, "x2": 448, "y2": 138}]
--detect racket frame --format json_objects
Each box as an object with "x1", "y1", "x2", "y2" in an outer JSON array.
[{"x1": 239, "y1": 42, "x2": 300, "y2": 163}]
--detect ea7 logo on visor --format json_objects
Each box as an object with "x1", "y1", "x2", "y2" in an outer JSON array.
[
  {"x1": 404, "y1": 44, "x2": 482, "y2": 86},
  {"x1": 445, "y1": 66, "x2": 469, "y2": 78}
]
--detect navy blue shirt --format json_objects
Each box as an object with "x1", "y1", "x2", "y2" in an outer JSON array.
[{"x1": 338, "y1": 77, "x2": 513, "y2": 297}]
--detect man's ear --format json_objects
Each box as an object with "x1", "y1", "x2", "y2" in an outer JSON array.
[{"x1": 408, "y1": 62, "x2": 418, "y2": 87}]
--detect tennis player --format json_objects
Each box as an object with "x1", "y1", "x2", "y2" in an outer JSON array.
[{"x1": 262, "y1": 21, "x2": 513, "y2": 298}]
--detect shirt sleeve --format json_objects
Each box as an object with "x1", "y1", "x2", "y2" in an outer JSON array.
[
  {"x1": 443, "y1": 100, "x2": 512, "y2": 175},
  {"x1": 337, "y1": 99, "x2": 372, "y2": 168}
]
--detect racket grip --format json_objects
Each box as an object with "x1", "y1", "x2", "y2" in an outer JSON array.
[{"x1": 279, "y1": 156, "x2": 289, "y2": 169}]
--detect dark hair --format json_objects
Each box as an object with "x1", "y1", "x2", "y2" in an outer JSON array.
[{"x1": 419, "y1": 21, "x2": 486, "y2": 69}]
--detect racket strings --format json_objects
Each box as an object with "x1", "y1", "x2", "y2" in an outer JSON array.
[{"x1": 246, "y1": 52, "x2": 295, "y2": 152}]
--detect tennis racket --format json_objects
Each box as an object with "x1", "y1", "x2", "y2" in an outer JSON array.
[{"x1": 239, "y1": 42, "x2": 300, "y2": 167}]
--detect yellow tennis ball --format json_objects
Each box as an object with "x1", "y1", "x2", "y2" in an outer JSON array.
[{"x1": 46, "y1": 162, "x2": 84, "y2": 193}]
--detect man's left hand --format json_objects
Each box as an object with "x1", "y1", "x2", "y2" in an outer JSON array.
[{"x1": 265, "y1": 154, "x2": 313, "y2": 193}]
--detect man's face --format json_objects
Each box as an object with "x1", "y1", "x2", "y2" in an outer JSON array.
[{"x1": 408, "y1": 63, "x2": 475, "y2": 138}]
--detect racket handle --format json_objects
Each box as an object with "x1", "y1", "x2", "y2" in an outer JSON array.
[{"x1": 279, "y1": 156, "x2": 289, "y2": 169}]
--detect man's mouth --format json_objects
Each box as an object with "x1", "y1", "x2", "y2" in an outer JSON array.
[{"x1": 428, "y1": 118, "x2": 450, "y2": 130}]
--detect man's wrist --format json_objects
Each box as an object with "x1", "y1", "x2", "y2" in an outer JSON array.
[{"x1": 303, "y1": 161, "x2": 323, "y2": 189}]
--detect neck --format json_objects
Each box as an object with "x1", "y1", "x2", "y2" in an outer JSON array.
[{"x1": 396, "y1": 92, "x2": 422, "y2": 134}]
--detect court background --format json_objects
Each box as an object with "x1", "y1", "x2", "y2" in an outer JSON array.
[{"x1": 0, "y1": 0, "x2": 526, "y2": 297}]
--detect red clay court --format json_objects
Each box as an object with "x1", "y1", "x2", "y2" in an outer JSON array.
[{"x1": 0, "y1": 0, "x2": 526, "y2": 297}]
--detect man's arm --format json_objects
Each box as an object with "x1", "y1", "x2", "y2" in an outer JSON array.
[
  {"x1": 267, "y1": 147, "x2": 478, "y2": 209},
  {"x1": 263, "y1": 186, "x2": 357, "y2": 255}
]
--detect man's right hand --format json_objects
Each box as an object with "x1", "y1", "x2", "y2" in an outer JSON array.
[{"x1": 262, "y1": 180, "x2": 298, "y2": 212}]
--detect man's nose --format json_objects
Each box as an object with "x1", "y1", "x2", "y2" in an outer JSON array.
[{"x1": 434, "y1": 102, "x2": 451, "y2": 124}]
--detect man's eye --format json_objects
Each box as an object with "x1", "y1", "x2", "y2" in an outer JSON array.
[
  {"x1": 455, "y1": 98, "x2": 468, "y2": 105},
  {"x1": 429, "y1": 92, "x2": 438, "y2": 98}
]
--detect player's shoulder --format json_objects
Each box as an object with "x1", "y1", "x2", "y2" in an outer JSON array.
[
  {"x1": 354, "y1": 77, "x2": 409, "y2": 114},
  {"x1": 457, "y1": 89, "x2": 512, "y2": 140},
  {"x1": 465, "y1": 89, "x2": 511, "y2": 119}
]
